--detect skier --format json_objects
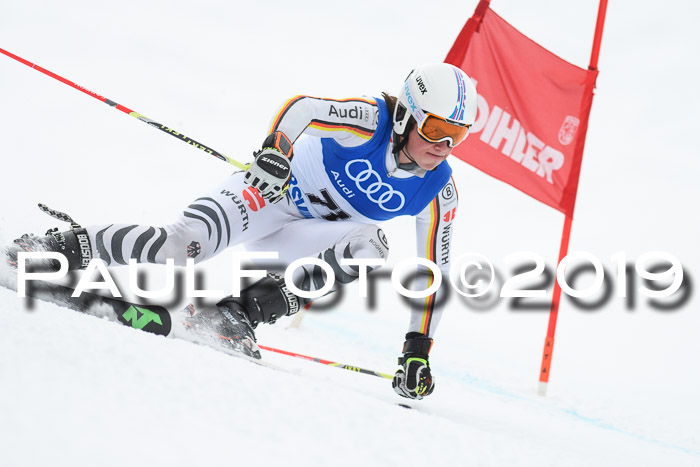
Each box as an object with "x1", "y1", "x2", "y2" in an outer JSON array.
[{"x1": 7, "y1": 63, "x2": 477, "y2": 400}]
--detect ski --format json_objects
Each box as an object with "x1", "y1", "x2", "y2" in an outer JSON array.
[
  {"x1": 20, "y1": 280, "x2": 173, "y2": 335},
  {"x1": 3, "y1": 278, "x2": 286, "y2": 371}
]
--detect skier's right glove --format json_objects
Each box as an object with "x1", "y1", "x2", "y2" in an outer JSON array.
[
  {"x1": 245, "y1": 131, "x2": 294, "y2": 204},
  {"x1": 392, "y1": 332, "x2": 435, "y2": 400}
]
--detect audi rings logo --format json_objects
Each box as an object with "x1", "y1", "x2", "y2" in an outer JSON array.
[{"x1": 345, "y1": 160, "x2": 405, "y2": 212}]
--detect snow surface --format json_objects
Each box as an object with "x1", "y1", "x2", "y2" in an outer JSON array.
[{"x1": 1, "y1": 1, "x2": 699, "y2": 466}]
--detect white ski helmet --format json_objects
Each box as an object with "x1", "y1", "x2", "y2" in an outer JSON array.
[{"x1": 393, "y1": 63, "x2": 478, "y2": 147}]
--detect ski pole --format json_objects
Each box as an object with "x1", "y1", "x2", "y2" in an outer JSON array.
[
  {"x1": 0, "y1": 47, "x2": 248, "y2": 170},
  {"x1": 258, "y1": 345, "x2": 394, "y2": 380}
]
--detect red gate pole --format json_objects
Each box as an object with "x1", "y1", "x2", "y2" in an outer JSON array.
[{"x1": 538, "y1": 0, "x2": 608, "y2": 396}]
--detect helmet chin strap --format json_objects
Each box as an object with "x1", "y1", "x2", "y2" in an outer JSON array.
[
  {"x1": 396, "y1": 147, "x2": 428, "y2": 177},
  {"x1": 391, "y1": 130, "x2": 429, "y2": 177}
]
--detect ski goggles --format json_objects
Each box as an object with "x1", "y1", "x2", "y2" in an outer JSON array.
[{"x1": 417, "y1": 113, "x2": 471, "y2": 148}]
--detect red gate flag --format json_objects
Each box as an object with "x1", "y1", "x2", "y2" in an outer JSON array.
[{"x1": 446, "y1": 2, "x2": 598, "y2": 216}]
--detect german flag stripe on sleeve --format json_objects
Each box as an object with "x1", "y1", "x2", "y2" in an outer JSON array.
[
  {"x1": 420, "y1": 197, "x2": 441, "y2": 335},
  {"x1": 268, "y1": 96, "x2": 377, "y2": 135},
  {"x1": 308, "y1": 120, "x2": 374, "y2": 139},
  {"x1": 268, "y1": 95, "x2": 308, "y2": 135},
  {"x1": 324, "y1": 97, "x2": 376, "y2": 105}
]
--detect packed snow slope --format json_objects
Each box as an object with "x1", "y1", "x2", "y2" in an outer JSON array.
[{"x1": 1, "y1": 1, "x2": 699, "y2": 466}]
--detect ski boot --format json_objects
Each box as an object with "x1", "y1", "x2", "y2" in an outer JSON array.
[
  {"x1": 202, "y1": 272, "x2": 302, "y2": 358},
  {"x1": 4, "y1": 204, "x2": 93, "y2": 271},
  {"x1": 183, "y1": 302, "x2": 262, "y2": 359}
]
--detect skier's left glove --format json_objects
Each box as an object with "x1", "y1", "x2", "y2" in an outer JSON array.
[
  {"x1": 245, "y1": 131, "x2": 294, "y2": 204},
  {"x1": 392, "y1": 332, "x2": 435, "y2": 400}
]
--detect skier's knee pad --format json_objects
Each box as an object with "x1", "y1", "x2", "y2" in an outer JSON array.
[
  {"x1": 302, "y1": 225, "x2": 388, "y2": 290},
  {"x1": 340, "y1": 224, "x2": 390, "y2": 263}
]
